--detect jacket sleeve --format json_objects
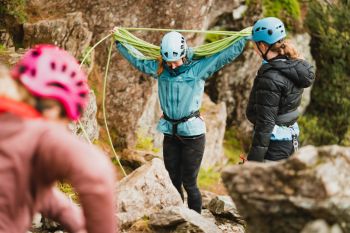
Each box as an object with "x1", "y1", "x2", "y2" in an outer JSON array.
[
  {"x1": 192, "y1": 37, "x2": 247, "y2": 80},
  {"x1": 38, "y1": 188, "x2": 85, "y2": 233},
  {"x1": 36, "y1": 125, "x2": 117, "y2": 233},
  {"x1": 116, "y1": 42, "x2": 158, "y2": 77},
  {"x1": 247, "y1": 77, "x2": 282, "y2": 162}
]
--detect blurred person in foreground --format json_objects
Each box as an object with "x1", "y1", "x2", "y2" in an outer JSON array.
[{"x1": 0, "y1": 44, "x2": 117, "y2": 233}]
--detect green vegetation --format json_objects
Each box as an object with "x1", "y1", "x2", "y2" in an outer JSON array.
[
  {"x1": 263, "y1": 0, "x2": 301, "y2": 25},
  {"x1": 204, "y1": 27, "x2": 228, "y2": 43},
  {"x1": 198, "y1": 167, "x2": 221, "y2": 190},
  {"x1": 246, "y1": 0, "x2": 302, "y2": 31},
  {"x1": 129, "y1": 217, "x2": 152, "y2": 233},
  {"x1": 135, "y1": 130, "x2": 160, "y2": 153},
  {"x1": 0, "y1": 44, "x2": 6, "y2": 52},
  {"x1": 79, "y1": 46, "x2": 93, "y2": 67},
  {"x1": 223, "y1": 128, "x2": 245, "y2": 164},
  {"x1": 57, "y1": 182, "x2": 79, "y2": 203},
  {"x1": 0, "y1": 0, "x2": 27, "y2": 27},
  {"x1": 298, "y1": 115, "x2": 337, "y2": 146},
  {"x1": 303, "y1": 0, "x2": 350, "y2": 146}
]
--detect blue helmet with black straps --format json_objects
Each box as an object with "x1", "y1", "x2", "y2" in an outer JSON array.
[
  {"x1": 160, "y1": 31, "x2": 187, "y2": 62},
  {"x1": 251, "y1": 17, "x2": 287, "y2": 45}
]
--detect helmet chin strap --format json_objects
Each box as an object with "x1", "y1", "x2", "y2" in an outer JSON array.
[{"x1": 256, "y1": 42, "x2": 273, "y2": 62}]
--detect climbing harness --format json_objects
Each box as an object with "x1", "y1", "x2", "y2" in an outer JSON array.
[
  {"x1": 163, "y1": 110, "x2": 200, "y2": 137},
  {"x1": 77, "y1": 26, "x2": 252, "y2": 177},
  {"x1": 290, "y1": 126, "x2": 299, "y2": 152}
]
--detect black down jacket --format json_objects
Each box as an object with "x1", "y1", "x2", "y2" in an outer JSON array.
[{"x1": 246, "y1": 58, "x2": 315, "y2": 161}]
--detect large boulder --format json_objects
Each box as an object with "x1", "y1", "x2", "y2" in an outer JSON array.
[
  {"x1": 116, "y1": 158, "x2": 183, "y2": 228},
  {"x1": 222, "y1": 145, "x2": 350, "y2": 233},
  {"x1": 23, "y1": 12, "x2": 92, "y2": 59}
]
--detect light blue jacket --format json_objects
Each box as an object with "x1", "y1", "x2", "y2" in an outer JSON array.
[{"x1": 116, "y1": 38, "x2": 247, "y2": 136}]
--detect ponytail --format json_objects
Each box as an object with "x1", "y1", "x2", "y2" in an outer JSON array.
[{"x1": 270, "y1": 39, "x2": 300, "y2": 60}]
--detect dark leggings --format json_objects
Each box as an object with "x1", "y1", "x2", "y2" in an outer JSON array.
[{"x1": 163, "y1": 134, "x2": 205, "y2": 213}]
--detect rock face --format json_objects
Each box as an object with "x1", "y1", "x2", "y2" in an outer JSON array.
[
  {"x1": 23, "y1": 12, "x2": 92, "y2": 59},
  {"x1": 116, "y1": 158, "x2": 183, "y2": 228},
  {"x1": 68, "y1": 90, "x2": 99, "y2": 142},
  {"x1": 201, "y1": 94, "x2": 227, "y2": 169},
  {"x1": 222, "y1": 145, "x2": 350, "y2": 233}
]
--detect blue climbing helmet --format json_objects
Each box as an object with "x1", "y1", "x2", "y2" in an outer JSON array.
[
  {"x1": 251, "y1": 17, "x2": 287, "y2": 45},
  {"x1": 160, "y1": 31, "x2": 187, "y2": 62}
]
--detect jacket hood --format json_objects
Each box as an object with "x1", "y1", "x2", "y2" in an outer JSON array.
[
  {"x1": 0, "y1": 113, "x2": 24, "y2": 139},
  {"x1": 259, "y1": 58, "x2": 315, "y2": 88}
]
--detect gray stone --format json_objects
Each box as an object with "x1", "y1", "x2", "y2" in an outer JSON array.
[
  {"x1": 117, "y1": 158, "x2": 183, "y2": 228},
  {"x1": 301, "y1": 220, "x2": 343, "y2": 233},
  {"x1": 208, "y1": 196, "x2": 243, "y2": 222},
  {"x1": 23, "y1": 12, "x2": 92, "y2": 60},
  {"x1": 0, "y1": 29, "x2": 14, "y2": 47},
  {"x1": 201, "y1": 94, "x2": 227, "y2": 169},
  {"x1": 149, "y1": 206, "x2": 221, "y2": 233},
  {"x1": 222, "y1": 145, "x2": 350, "y2": 233},
  {"x1": 201, "y1": 190, "x2": 217, "y2": 209},
  {"x1": 68, "y1": 90, "x2": 99, "y2": 142}
]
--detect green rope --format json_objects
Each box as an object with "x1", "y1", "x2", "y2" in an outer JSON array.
[
  {"x1": 103, "y1": 39, "x2": 127, "y2": 177},
  {"x1": 78, "y1": 120, "x2": 92, "y2": 144},
  {"x1": 113, "y1": 27, "x2": 252, "y2": 60},
  {"x1": 77, "y1": 33, "x2": 114, "y2": 145},
  {"x1": 78, "y1": 34, "x2": 127, "y2": 176}
]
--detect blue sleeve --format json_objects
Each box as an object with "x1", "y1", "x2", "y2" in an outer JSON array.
[
  {"x1": 116, "y1": 42, "x2": 158, "y2": 77},
  {"x1": 193, "y1": 37, "x2": 247, "y2": 80}
]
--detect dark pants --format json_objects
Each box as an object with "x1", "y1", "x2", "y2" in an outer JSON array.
[
  {"x1": 163, "y1": 134, "x2": 206, "y2": 213},
  {"x1": 265, "y1": 140, "x2": 295, "y2": 161}
]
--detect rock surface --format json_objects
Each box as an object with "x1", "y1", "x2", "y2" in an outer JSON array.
[
  {"x1": 222, "y1": 145, "x2": 350, "y2": 233},
  {"x1": 68, "y1": 90, "x2": 99, "y2": 142},
  {"x1": 208, "y1": 195, "x2": 243, "y2": 223},
  {"x1": 301, "y1": 220, "x2": 343, "y2": 233},
  {"x1": 201, "y1": 94, "x2": 227, "y2": 169},
  {"x1": 149, "y1": 206, "x2": 221, "y2": 233},
  {"x1": 116, "y1": 158, "x2": 183, "y2": 228}
]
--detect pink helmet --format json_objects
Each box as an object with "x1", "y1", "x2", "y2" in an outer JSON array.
[{"x1": 11, "y1": 44, "x2": 89, "y2": 121}]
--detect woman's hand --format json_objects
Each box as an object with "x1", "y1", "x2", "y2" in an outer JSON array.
[{"x1": 110, "y1": 26, "x2": 119, "y2": 34}]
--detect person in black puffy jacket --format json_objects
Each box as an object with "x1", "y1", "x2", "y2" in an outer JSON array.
[{"x1": 246, "y1": 17, "x2": 315, "y2": 162}]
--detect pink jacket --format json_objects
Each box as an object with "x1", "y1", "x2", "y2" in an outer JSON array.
[{"x1": 0, "y1": 113, "x2": 117, "y2": 233}]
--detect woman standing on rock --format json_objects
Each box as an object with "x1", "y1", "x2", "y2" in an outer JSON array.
[
  {"x1": 0, "y1": 45, "x2": 116, "y2": 233},
  {"x1": 246, "y1": 17, "x2": 315, "y2": 162},
  {"x1": 114, "y1": 28, "x2": 247, "y2": 213}
]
